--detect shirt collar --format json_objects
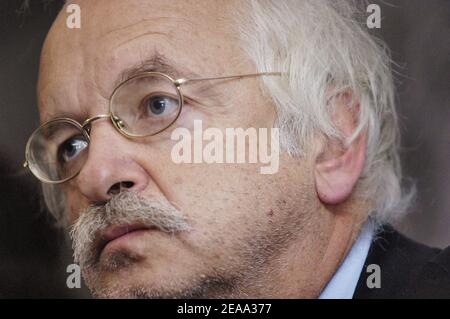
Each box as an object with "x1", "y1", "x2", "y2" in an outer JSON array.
[{"x1": 319, "y1": 220, "x2": 374, "y2": 299}]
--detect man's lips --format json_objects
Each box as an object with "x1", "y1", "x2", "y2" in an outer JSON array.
[{"x1": 98, "y1": 224, "x2": 153, "y2": 254}]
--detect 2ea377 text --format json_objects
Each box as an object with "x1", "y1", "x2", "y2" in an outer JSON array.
[{"x1": 177, "y1": 303, "x2": 272, "y2": 316}]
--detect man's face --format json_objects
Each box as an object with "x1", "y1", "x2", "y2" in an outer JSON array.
[{"x1": 38, "y1": 0, "x2": 328, "y2": 298}]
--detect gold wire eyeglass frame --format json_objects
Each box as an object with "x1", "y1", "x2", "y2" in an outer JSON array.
[{"x1": 24, "y1": 71, "x2": 282, "y2": 184}]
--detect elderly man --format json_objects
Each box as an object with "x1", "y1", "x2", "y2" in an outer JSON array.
[{"x1": 24, "y1": 0, "x2": 449, "y2": 298}]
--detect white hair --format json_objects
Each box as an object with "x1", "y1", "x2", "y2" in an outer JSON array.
[
  {"x1": 237, "y1": 0, "x2": 414, "y2": 223},
  {"x1": 43, "y1": 0, "x2": 414, "y2": 225}
]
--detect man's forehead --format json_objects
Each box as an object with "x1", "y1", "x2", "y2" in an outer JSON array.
[
  {"x1": 46, "y1": 0, "x2": 235, "y2": 60},
  {"x1": 38, "y1": 0, "x2": 239, "y2": 121}
]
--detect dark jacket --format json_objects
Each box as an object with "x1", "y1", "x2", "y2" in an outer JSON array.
[{"x1": 353, "y1": 225, "x2": 450, "y2": 298}]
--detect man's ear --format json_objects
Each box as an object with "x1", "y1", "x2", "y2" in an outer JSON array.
[{"x1": 314, "y1": 92, "x2": 367, "y2": 205}]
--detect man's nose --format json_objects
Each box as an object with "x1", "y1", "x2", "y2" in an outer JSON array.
[{"x1": 76, "y1": 122, "x2": 149, "y2": 203}]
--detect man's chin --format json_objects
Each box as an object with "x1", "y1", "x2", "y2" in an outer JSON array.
[{"x1": 82, "y1": 265, "x2": 238, "y2": 299}]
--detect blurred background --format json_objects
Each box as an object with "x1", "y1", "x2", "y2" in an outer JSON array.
[{"x1": 0, "y1": 0, "x2": 449, "y2": 298}]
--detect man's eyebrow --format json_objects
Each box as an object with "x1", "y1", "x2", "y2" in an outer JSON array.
[
  {"x1": 42, "y1": 111, "x2": 87, "y2": 124},
  {"x1": 114, "y1": 53, "x2": 200, "y2": 88},
  {"x1": 113, "y1": 53, "x2": 224, "y2": 105}
]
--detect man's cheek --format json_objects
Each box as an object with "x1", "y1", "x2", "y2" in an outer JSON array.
[{"x1": 64, "y1": 188, "x2": 88, "y2": 223}]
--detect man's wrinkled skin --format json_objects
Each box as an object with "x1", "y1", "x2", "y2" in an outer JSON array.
[{"x1": 38, "y1": 0, "x2": 368, "y2": 298}]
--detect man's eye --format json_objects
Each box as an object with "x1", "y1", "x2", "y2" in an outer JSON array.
[
  {"x1": 58, "y1": 137, "x2": 88, "y2": 163},
  {"x1": 143, "y1": 95, "x2": 178, "y2": 117}
]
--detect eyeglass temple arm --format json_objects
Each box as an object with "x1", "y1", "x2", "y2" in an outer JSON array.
[{"x1": 174, "y1": 72, "x2": 282, "y2": 86}]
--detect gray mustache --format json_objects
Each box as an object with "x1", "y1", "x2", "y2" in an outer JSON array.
[{"x1": 69, "y1": 191, "x2": 190, "y2": 268}]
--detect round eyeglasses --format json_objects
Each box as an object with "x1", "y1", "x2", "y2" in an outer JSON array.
[{"x1": 24, "y1": 71, "x2": 282, "y2": 184}]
